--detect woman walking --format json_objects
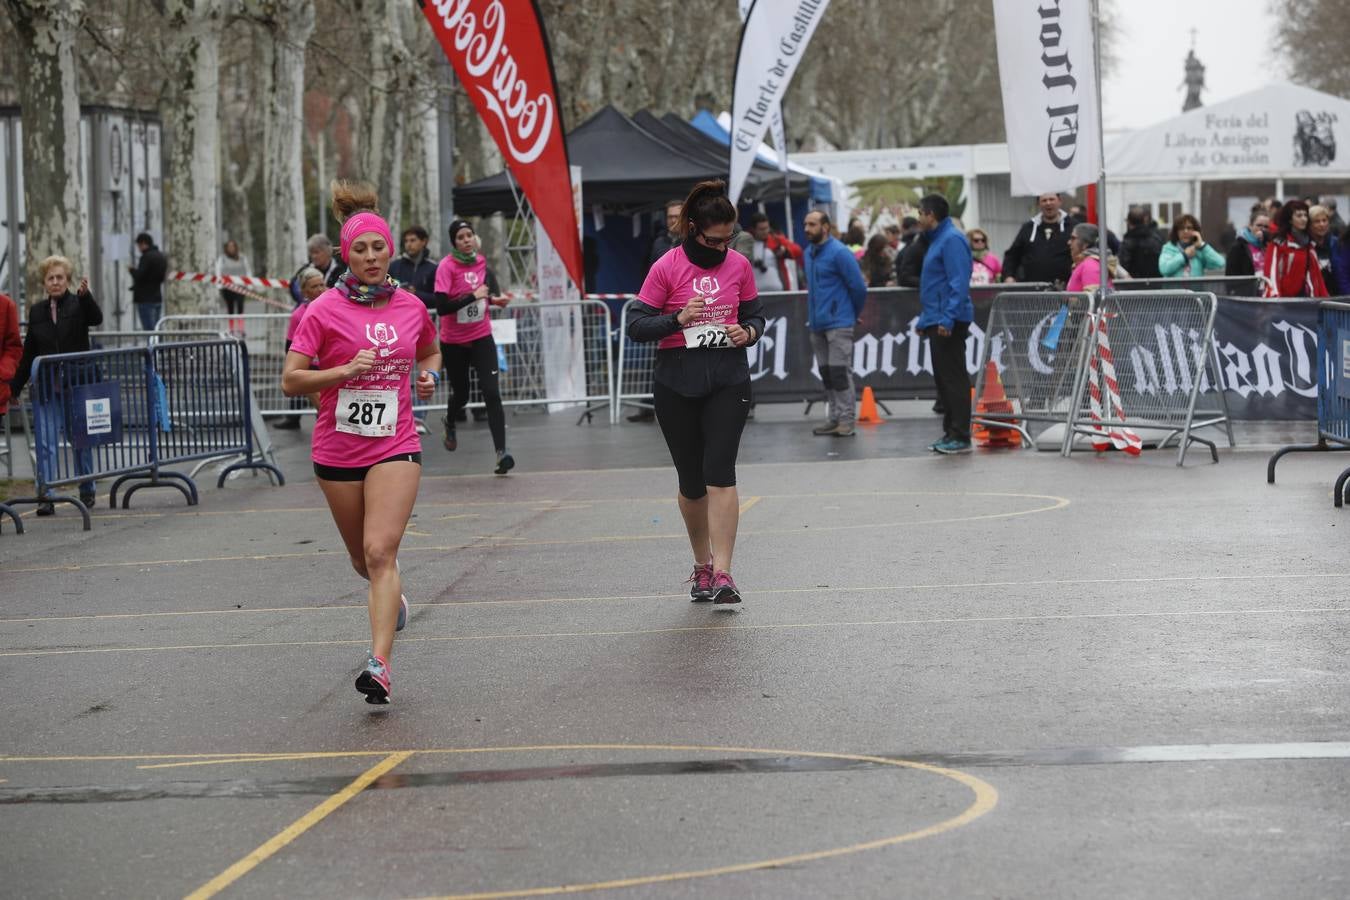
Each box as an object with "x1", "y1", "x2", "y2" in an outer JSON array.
[
  {"x1": 215, "y1": 239, "x2": 251, "y2": 333},
  {"x1": 10, "y1": 256, "x2": 102, "y2": 515},
  {"x1": 628, "y1": 180, "x2": 764, "y2": 605},
  {"x1": 433, "y1": 219, "x2": 514, "y2": 474},
  {"x1": 282, "y1": 181, "x2": 440, "y2": 704}
]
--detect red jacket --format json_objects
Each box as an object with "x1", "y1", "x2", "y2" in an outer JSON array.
[
  {"x1": 1263, "y1": 238, "x2": 1329, "y2": 299},
  {"x1": 765, "y1": 232, "x2": 803, "y2": 291},
  {"x1": 0, "y1": 292, "x2": 22, "y2": 413}
]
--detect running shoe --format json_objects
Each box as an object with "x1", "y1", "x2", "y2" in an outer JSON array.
[
  {"x1": 686, "y1": 563, "x2": 715, "y2": 602},
  {"x1": 812, "y1": 421, "x2": 840, "y2": 436},
  {"x1": 355, "y1": 654, "x2": 391, "y2": 704},
  {"x1": 441, "y1": 416, "x2": 457, "y2": 451},
  {"x1": 711, "y1": 571, "x2": 742, "y2": 605},
  {"x1": 396, "y1": 593, "x2": 409, "y2": 632},
  {"x1": 934, "y1": 437, "x2": 973, "y2": 455},
  {"x1": 494, "y1": 451, "x2": 515, "y2": 475}
]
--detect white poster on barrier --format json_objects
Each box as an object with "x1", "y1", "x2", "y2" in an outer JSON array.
[
  {"x1": 537, "y1": 165, "x2": 586, "y2": 411},
  {"x1": 992, "y1": 0, "x2": 1101, "y2": 197},
  {"x1": 728, "y1": 0, "x2": 832, "y2": 205}
]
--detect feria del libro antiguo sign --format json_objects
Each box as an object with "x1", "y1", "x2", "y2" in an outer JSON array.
[
  {"x1": 420, "y1": 0, "x2": 585, "y2": 291},
  {"x1": 991, "y1": 0, "x2": 1102, "y2": 196}
]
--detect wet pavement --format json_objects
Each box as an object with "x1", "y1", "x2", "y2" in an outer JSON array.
[{"x1": 1, "y1": 402, "x2": 1347, "y2": 899}]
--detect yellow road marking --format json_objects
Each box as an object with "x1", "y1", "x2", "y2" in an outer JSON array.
[
  {"x1": 5, "y1": 742, "x2": 995, "y2": 899},
  {"x1": 4, "y1": 605, "x2": 1345, "y2": 659},
  {"x1": 182, "y1": 751, "x2": 411, "y2": 900},
  {"x1": 738, "y1": 496, "x2": 761, "y2": 515},
  {"x1": 138, "y1": 753, "x2": 371, "y2": 770},
  {"x1": 5, "y1": 570, "x2": 1349, "y2": 625}
]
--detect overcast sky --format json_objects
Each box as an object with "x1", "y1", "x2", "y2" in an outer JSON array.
[{"x1": 1102, "y1": 0, "x2": 1278, "y2": 131}]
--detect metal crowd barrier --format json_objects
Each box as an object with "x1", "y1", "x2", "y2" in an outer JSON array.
[
  {"x1": 157, "y1": 314, "x2": 293, "y2": 416},
  {"x1": 124, "y1": 339, "x2": 284, "y2": 504},
  {"x1": 1115, "y1": 275, "x2": 1264, "y2": 297},
  {"x1": 6, "y1": 346, "x2": 160, "y2": 528},
  {"x1": 613, "y1": 296, "x2": 654, "y2": 424},
  {"x1": 3, "y1": 338, "x2": 284, "y2": 531},
  {"x1": 1065, "y1": 291, "x2": 1235, "y2": 466},
  {"x1": 1267, "y1": 300, "x2": 1350, "y2": 504},
  {"x1": 159, "y1": 302, "x2": 615, "y2": 426},
  {"x1": 973, "y1": 292, "x2": 1098, "y2": 452}
]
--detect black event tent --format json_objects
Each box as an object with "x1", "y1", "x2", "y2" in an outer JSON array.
[{"x1": 452, "y1": 105, "x2": 813, "y2": 216}]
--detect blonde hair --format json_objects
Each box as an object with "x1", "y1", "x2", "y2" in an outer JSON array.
[
  {"x1": 38, "y1": 255, "x2": 73, "y2": 281},
  {"x1": 329, "y1": 180, "x2": 380, "y2": 225},
  {"x1": 1309, "y1": 204, "x2": 1331, "y2": 223}
]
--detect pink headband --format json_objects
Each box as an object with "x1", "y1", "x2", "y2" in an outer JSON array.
[{"x1": 339, "y1": 212, "x2": 394, "y2": 261}]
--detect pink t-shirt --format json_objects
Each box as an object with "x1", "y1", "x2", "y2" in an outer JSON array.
[
  {"x1": 637, "y1": 247, "x2": 758, "y2": 350},
  {"x1": 434, "y1": 254, "x2": 492, "y2": 344},
  {"x1": 288, "y1": 287, "x2": 437, "y2": 468},
  {"x1": 1067, "y1": 256, "x2": 1112, "y2": 293},
  {"x1": 285, "y1": 301, "x2": 309, "y2": 344}
]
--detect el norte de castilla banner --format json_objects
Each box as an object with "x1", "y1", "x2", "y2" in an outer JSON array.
[
  {"x1": 729, "y1": 0, "x2": 832, "y2": 205},
  {"x1": 992, "y1": 0, "x2": 1102, "y2": 197}
]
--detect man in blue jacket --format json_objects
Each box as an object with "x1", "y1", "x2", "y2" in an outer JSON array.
[
  {"x1": 803, "y1": 210, "x2": 868, "y2": 437},
  {"x1": 917, "y1": 194, "x2": 975, "y2": 454}
]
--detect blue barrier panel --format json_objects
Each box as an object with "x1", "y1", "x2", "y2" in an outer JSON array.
[
  {"x1": 123, "y1": 339, "x2": 283, "y2": 499},
  {"x1": 7, "y1": 346, "x2": 163, "y2": 528},
  {"x1": 1267, "y1": 300, "x2": 1350, "y2": 503}
]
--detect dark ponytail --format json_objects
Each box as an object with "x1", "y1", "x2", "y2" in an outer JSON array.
[{"x1": 678, "y1": 179, "x2": 737, "y2": 242}]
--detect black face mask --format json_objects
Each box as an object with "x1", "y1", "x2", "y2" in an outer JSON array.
[{"x1": 682, "y1": 238, "x2": 728, "y2": 269}]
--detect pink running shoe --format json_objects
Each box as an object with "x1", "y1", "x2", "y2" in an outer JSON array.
[
  {"x1": 686, "y1": 563, "x2": 715, "y2": 602},
  {"x1": 711, "y1": 571, "x2": 742, "y2": 605},
  {"x1": 355, "y1": 654, "x2": 392, "y2": 704}
]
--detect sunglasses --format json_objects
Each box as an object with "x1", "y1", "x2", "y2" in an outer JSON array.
[
  {"x1": 970, "y1": 237, "x2": 987, "y2": 245},
  {"x1": 696, "y1": 226, "x2": 742, "y2": 249}
]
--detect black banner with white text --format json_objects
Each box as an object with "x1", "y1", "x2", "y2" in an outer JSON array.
[{"x1": 746, "y1": 289, "x2": 1320, "y2": 420}]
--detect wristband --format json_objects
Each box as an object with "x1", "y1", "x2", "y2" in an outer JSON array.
[{"x1": 421, "y1": 369, "x2": 441, "y2": 384}]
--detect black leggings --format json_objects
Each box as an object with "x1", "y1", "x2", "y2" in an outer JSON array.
[
  {"x1": 442, "y1": 336, "x2": 506, "y2": 451},
  {"x1": 220, "y1": 290, "x2": 244, "y2": 316},
  {"x1": 653, "y1": 379, "x2": 751, "y2": 500}
]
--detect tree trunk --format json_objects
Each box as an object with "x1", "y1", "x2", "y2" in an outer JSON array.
[
  {"x1": 3, "y1": 0, "x2": 87, "y2": 301},
  {"x1": 163, "y1": 0, "x2": 226, "y2": 315},
  {"x1": 347, "y1": 0, "x2": 408, "y2": 228},
  {"x1": 256, "y1": 0, "x2": 315, "y2": 281}
]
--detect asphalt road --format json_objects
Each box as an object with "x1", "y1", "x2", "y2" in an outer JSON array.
[{"x1": 1, "y1": 405, "x2": 1346, "y2": 899}]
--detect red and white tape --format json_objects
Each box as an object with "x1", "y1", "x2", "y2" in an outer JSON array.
[
  {"x1": 1085, "y1": 314, "x2": 1142, "y2": 455},
  {"x1": 171, "y1": 271, "x2": 291, "y2": 290},
  {"x1": 170, "y1": 272, "x2": 634, "y2": 302}
]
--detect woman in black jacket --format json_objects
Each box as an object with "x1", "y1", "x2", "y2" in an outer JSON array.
[{"x1": 11, "y1": 255, "x2": 103, "y2": 514}]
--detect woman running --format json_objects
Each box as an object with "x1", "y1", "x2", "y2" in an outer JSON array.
[
  {"x1": 434, "y1": 219, "x2": 514, "y2": 474},
  {"x1": 282, "y1": 181, "x2": 440, "y2": 704},
  {"x1": 627, "y1": 180, "x2": 764, "y2": 604}
]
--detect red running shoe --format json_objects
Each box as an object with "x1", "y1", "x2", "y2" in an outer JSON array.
[
  {"x1": 686, "y1": 563, "x2": 715, "y2": 602},
  {"x1": 711, "y1": 571, "x2": 741, "y2": 605}
]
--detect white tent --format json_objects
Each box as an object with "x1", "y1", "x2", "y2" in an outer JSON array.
[
  {"x1": 1104, "y1": 83, "x2": 1350, "y2": 229},
  {"x1": 1107, "y1": 82, "x2": 1348, "y2": 180}
]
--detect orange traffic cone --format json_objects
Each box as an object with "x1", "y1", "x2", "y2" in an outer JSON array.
[
  {"x1": 857, "y1": 386, "x2": 884, "y2": 424},
  {"x1": 974, "y1": 361, "x2": 1020, "y2": 448}
]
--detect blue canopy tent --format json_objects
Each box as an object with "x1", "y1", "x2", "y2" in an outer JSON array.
[{"x1": 688, "y1": 109, "x2": 836, "y2": 240}]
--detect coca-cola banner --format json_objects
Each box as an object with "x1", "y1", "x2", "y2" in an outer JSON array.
[
  {"x1": 421, "y1": 0, "x2": 584, "y2": 289},
  {"x1": 747, "y1": 289, "x2": 1319, "y2": 420}
]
